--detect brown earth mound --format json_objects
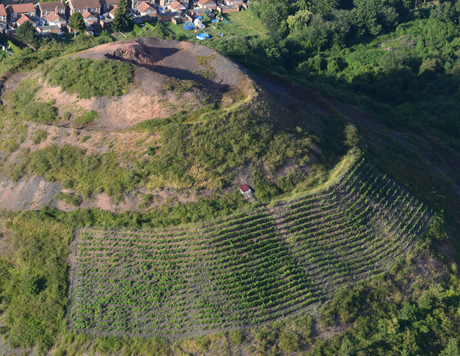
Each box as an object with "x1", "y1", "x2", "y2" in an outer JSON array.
[{"x1": 29, "y1": 37, "x2": 255, "y2": 131}]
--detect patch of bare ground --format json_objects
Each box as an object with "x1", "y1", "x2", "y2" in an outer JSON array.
[
  {"x1": 35, "y1": 68, "x2": 209, "y2": 132},
  {"x1": 49, "y1": 187, "x2": 205, "y2": 213}
]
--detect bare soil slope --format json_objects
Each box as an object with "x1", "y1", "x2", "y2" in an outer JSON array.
[{"x1": 34, "y1": 38, "x2": 254, "y2": 131}]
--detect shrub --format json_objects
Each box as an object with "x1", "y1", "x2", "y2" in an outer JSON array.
[
  {"x1": 278, "y1": 332, "x2": 300, "y2": 352},
  {"x1": 75, "y1": 111, "x2": 98, "y2": 125},
  {"x1": 39, "y1": 57, "x2": 134, "y2": 99},
  {"x1": 229, "y1": 330, "x2": 244, "y2": 345},
  {"x1": 32, "y1": 129, "x2": 48, "y2": 145},
  {"x1": 54, "y1": 192, "x2": 82, "y2": 207}
]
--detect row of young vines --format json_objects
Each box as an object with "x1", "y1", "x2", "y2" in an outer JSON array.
[{"x1": 68, "y1": 158, "x2": 432, "y2": 338}]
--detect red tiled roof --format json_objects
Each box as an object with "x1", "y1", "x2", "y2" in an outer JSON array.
[
  {"x1": 0, "y1": 4, "x2": 6, "y2": 17},
  {"x1": 239, "y1": 184, "x2": 251, "y2": 192},
  {"x1": 109, "y1": 5, "x2": 118, "y2": 17},
  {"x1": 198, "y1": 0, "x2": 215, "y2": 5},
  {"x1": 170, "y1": 1, "x2": 185, "y2": 9},
  {"x1": 104, "y1": 0, "x2": 126, "y2": 5},
  {"x1": 69, "y1": 0, "x2": 100, "y2": 10},
  {"x1": 82, "y1": 10, "x2": 96, "y2": 19},
  {"x1": 16, "y1": 14, "x2": 33, "y2": 25},
  {"x1": 46, "y1": 11, "x2": 65, "y2": 22},
  {"x1": 7, "y1": 3, "x2": 35, "y2": 14},
  {"x1": 138, "y1": 2, "x2": 155, "y2": 12},
  {"x1": 38, "y1": 1, "x2": 65, "y2": 11}
]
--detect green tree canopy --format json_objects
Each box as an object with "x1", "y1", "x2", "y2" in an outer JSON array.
[
  {"x1": 68, "y1": 12, "x2": 85, "y2": 38},
  {"x1": 440, "y1": 339, "x2": 460, "y2": 356},
  {"x1": 111, "y1": 0, "x2": 132, "y2": 32},
  {"x1": 17, "y1": 21, "x2": 38, "y2": 48}
]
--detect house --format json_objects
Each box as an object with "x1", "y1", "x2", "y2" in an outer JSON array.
[
  {"x1": 238, "y1": 184, "x2": 252, "y2": 195},
  {"x1": 36, "y1": 1, "x2": 66, "y2": 19},
  {"x1": 135, "y1": 2, "x2": 157, "y2": 17},
  {"x1": 197, "y1": 0, "x2": 216, "y2": 9},
  {"x1": 100, "y1": 0, "x2": 118, "y2": 12},
  {"x1": 15, "y1": 14, "x2": 36, "y2": 27},
  {"x1": 82, "y1": 10, "x2": 98, "y2": 25},
  {"x1": 0, "y1": 5, "x2": 7, "y2": 30},
  {"x1": 67, "y1": 0, "x2": 101, "y2": 16},
  {"x1": 37, "y1": 25, "x2": 62, "y2": 35},
  {"x1": 46, "y1": 11, "x2": 67, "y2": 26},
  {"x1": 157, "y1": 11, "x2": 176, "y2": 22},
  {"x1": 157, "y1": 0, "x2": 175, "y2": 10},
  {"x1": 170, "y1": 1, "x2": 187, "y2": 11},
  {"x1": 222, "y1": 0, "x2": 243, "y2": 5},
  {"x1": 217, "y1": 3, "x2": 239, "y2": 13},
  {"x1": 190, "y1": 6, "x2": 209, "y2": 16},
  {"x1": 107, "y1": 5, "x2": 118, "y2": 18},
  {"x1": 6, "y1": 3, "x2": 36, "y2": 26}
]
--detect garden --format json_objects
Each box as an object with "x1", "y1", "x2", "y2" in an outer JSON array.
[{"x1": 68, "y1": 158, "x2": 432, "y2": 338}]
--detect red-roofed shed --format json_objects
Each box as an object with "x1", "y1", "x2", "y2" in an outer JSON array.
[{"x1": 239, "y1": 184, "x2": 251, "y2": 195}]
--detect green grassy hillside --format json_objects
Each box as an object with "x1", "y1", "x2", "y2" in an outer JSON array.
[{"x1": 67, "y1": 157, "x2": 431, "y2": 338}]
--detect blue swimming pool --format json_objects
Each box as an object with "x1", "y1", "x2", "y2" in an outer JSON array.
[{"x1": 196, "y1": 33, "x2": 210, "y2": 40}]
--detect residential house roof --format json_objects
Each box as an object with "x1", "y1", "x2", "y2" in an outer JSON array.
[
  {"x1": 38, "y1": 1, "x2": 65, "y2": 11},
  {"x1": 7, "y1": 3, "x2": 35, "y2": 14},
  {"x1": 239, "y1": 184, "x2": 251, "y2": 193},
  {"x1": 83, "y1": 10, "x2": 97, "y2": 19},
  {"x1": 170, "y1": 1, "x2": 185, "y2": 10},
  {"x1": 46, "y1": 11, "x2": 66, "y2": 22},
  {"x1": 69, "y1": 0, "x2": 101, "y2": 9},
  {"x1": 137, "y1": 2, "x2": 155, "y2": 12},
  {"x1": 198, "y1": 0, "x2": 215, "y2": 5},
  {"x1": 109, "y1": 5, "x2": 118, "y2": 17},
  {"x1": 103, "y1": 0, "x2": 125, "y2": 5},
  {"x1": 0, "y1": 4, "x2": 6, "y2": 17},
  {"x1": 16, "y1": 14, "x2": 34, "y2": 25}
]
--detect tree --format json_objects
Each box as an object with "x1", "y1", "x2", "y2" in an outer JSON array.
[
  {"x1": 311, "y1": 0, "x2": 339, "y2": 15},
  {"x1": 440, "y1": 339, "x2": 460, "y2": 356},
  {"x1": 16, "y1": 21, "x2": 38, "y2": 48},
  {"x1": 338, "y1": 338, "x2": 354, "y2": 356},
  {"x1": 260, "y1": 2, "x2": 289, "y2": 38},
  {"x1": 68, "y1": 12, "x2": 85, "y2": 38},
  {"x1": 287, "y1": 9, "x2": 313, "y2": 34},
  {"x1": 111, "y1": 0, "x2": 132, "y2": 32},
  {"x1": 344, "y1": 124, "x2": 360, "y2": 149}
]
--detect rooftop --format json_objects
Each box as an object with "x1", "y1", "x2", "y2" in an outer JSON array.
[
  {"x1": 137, "y1": 2, "x2": 155, "y2": 12},
  {"x1": 69, "y1": 0, "x2": 101, "y2": 9},
  {"x1": 38, "y1": 1, "x2": 65, "y2": 11},
  {"x1": 16, "y1": 14, "x2": 34, "y2": 25},
  {"x1": 46, "y1": 11, "x2": 65, "y2": 22},
  {"x1": 170, "y1": 1, "x2": 186, "y2": 10},
  {"x1": 198, "y1": 0, "x2": 215, "y2": 5},
  {"x1": 7, "y1": 3, "x2": 35, "y2": 14},
  {"x1": 83, "y1": 11, "x2": 97, "y2": 19},
  {"x1": 239, "y1": 184, "x2": 251, "y2": 192}
]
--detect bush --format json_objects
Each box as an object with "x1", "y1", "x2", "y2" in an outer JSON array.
[
  {"x1": 229, "y1": 330, "x2": 244, "y2": 345},
  {"x1": 32, "y1": 129, "x2": 48, "y2": 145},
  {"x1": 54, "y1": 192, "x2": 82, "y2": 206},
  {"x1": 278, "y1": 332, "x2": 300, "y2": 352},
  {"x1": 6, "y1": 78, "x2": 57, "y2": 123},
  {"x1": 39, "y1": 57, "x2": 134, "y2": 99},
  {"x1": 75, "y1": 110, "x2": 99, "y2": 125}
]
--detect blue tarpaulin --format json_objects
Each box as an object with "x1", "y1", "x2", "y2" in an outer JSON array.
[
  {"x1": 184, "y1": 22, "x2": 194, "y2": 30},
  {"x1": 196, "y1": 16, "x2": 203, "y2": 20},
  {"x1": 212, "y1": 19, "x2": 219, "y2": 23}
]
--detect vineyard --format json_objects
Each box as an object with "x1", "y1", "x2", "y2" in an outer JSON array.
[{"x1": 68, "y1": 158, "x2": 433, "y2": 338}]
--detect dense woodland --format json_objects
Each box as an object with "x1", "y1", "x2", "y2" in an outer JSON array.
[{"x1": 0, "y1": 0, "x2": 459, "y2": 355}]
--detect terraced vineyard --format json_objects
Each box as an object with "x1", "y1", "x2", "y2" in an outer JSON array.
[{"x1": 68, "y1": 158, "x2": 433, "y2": 337}]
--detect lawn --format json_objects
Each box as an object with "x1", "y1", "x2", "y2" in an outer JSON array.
[{"x1": 163, "y1": 10, "x2": 267, "y2": 40}]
